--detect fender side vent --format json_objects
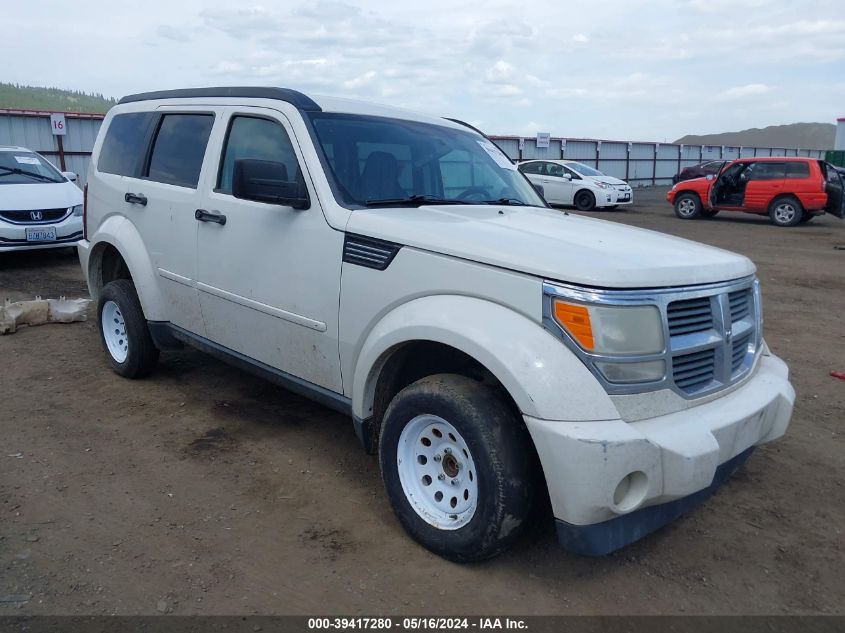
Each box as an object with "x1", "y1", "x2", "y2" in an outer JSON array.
[{"x1": 343, "y1": 234, "x2": 402, "y2": 271}]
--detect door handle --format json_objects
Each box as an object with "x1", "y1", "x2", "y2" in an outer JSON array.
[
  {"x1": 195, "y1": 208, "x2": 227, "y2": 226},
  {"x1": 125, "y1": 192, "x2": 147, "y2": 206}
]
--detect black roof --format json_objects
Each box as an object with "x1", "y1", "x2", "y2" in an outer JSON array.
[{"x1": 118, "y1": 87, "x2": 321, "y2": 111}]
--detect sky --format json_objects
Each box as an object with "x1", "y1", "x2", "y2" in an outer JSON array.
[{"x1": 5, "y1": 0, "x2": 844, "y2": 141}]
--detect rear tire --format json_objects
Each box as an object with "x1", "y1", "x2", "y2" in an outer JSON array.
[
  {"x1": 674, "y1": 193, "x2": 702, "y2": 219},
  {"x1": 769, "y1": 196, "x2": 803, "y2": 227},
  {"x1": 98, "y1": 279, "x2": 159, "y2": 378},
  {"x1": 379, "y1": 374, "x2": 534, "y2": 563},
  {"x1": 574, "y1": 190, "x2": 596, "y2": 211}
]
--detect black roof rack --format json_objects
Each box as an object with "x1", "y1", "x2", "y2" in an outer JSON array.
[{"x1": 118, "y1": 87, "x2": 321, "y2": 111}]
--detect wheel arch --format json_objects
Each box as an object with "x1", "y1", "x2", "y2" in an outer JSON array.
[
  {"x1": 350, "y1": 295, "x2": 618, "y2": 453},
  {"x1": 86, "y1": 216, "x2": 167, "y2": 320}
]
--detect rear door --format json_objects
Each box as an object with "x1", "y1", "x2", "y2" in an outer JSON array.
[
  {"x1": 823, "y1": 162, "x2": 845, "y2": 218},
  {"x1": 742, "y1": 161, "x2": 786, "y2": 211}
]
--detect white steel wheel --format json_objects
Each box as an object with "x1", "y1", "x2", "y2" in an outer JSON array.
[
  {"x1": 101, "y1": 300, "x2": 129, "y2": 363},
  {"x1": 397, "y1": 414, "x2": 478, "y2": 530}
]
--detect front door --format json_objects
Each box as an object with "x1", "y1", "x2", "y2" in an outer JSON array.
[{"x1": 194, "y1": 107, "x2": 344, "y2": 392}]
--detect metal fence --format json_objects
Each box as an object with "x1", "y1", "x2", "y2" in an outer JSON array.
[
  {"x1": 0, "y1": 109, "x2": 829, "y2": 189},
  {"x1": 490, "y1": 135, "x2": 828, "y2": 187},
  {"x1": 0, "y1": 109, "x2": 104, "y2": 185}
]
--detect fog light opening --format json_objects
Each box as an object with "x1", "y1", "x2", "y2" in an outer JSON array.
[{"x1": 612, "y1": 471, "x2": 648, "y2": 513}]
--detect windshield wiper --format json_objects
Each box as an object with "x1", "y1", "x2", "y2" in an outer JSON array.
[
  {"x1": 364, "y1": 195, "x2": 473, "y2": 207},
  {"x1": 0, "y1": 166, "x2": 60, "y2": 183},
  {"x1": 483, "y1": 198, "x2": 545, "y2": 208}
]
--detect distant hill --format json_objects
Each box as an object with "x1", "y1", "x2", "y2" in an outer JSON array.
[
  {"x1": 0, "y1": 83, "x2": 116, "y2": 113},
  {"x1": 674, "y1": 123, "x2": 835, "y2": 151}
]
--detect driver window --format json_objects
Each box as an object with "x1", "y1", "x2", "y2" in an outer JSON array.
[
  {"x1": 562, "y1": 166, "x2": 579, "y2": 179},
  {"x1": 546, "y1": 163, "x2": 566, "y2": 178},
  {"x1": 218, "y1": 116, "x2": 302, "y2": 195}
]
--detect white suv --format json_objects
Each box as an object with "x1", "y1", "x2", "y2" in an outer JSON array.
[
  {"x1": 1, "y1": 146, "x2": 83, "y2": 251},
  {"x1": 79, "y1": 87, "x2": 794, "y2": 562},
  {"x1": 519, "y1": 159, "x2": 633, "y2": 211}
]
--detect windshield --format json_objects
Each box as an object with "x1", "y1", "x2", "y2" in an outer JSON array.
[
  {"x1": 309, "y1": 113, "x2": 546, "y2": 208},
  {"x1": 567, "y1": 162, "x2": 605, "y2": 178},
  {"x1": 0, "y1": 151, "x2": 64, "y2": 184}
]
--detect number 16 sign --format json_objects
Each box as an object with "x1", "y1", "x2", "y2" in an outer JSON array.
[{"x1": 50, "y1": 113, "x2": 67, "y2": 136}]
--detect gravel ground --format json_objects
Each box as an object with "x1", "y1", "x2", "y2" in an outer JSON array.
[{"x1": 1, "y1": 188, "x2": 843, "y2": 615}]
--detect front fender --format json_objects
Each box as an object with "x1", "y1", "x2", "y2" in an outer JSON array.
[
  {"x1": 352, "y1": 295, "x2": 618, "y2": 422},
  {"x1": 86, "y1": 215, "x2": 166, "y2": 321}
]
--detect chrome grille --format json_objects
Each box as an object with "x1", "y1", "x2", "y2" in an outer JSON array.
[
  {"x1": 667, "y1": 296, "x2": 713, "y2": 336},
  {"x1": 669, "y1": 279, "x2": 759, "y2": 396},
  {"x1": 672, "y1": 348, "x2": 716, "y2": 393},
  {"x1": 731, "y1": 332, "x2": 753, "y2": 374},
  {"x1": 729, "y1": 289, "x2": 751, "y2": 322}
]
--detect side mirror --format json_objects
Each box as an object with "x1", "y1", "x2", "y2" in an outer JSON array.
[
  {"x1": 533, "y1": 183, "x2": 545, "y2": 198},
  {"x1": 232, "y1": 159, "x2": 310, "y2": 210},
  {"x1": 62, "y1": 171, "x2": 78, "y2": 182},
  {"x1": 562, "y1": 173, "x2": 572, "y2": 180}
]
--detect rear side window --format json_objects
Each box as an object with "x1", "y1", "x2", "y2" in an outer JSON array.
[
  {"x1": 784, "y1": 162, "x2": 811, "y2": 179},
  {"x1": 746, "y1": 162, "x2": 785, "y2": 180},
  {"x1": 97, "y1": 112, "x2": 156, "y2": 177},
  {"x1": 217, "y1": 116, "x2": 301, "y2": 195},
  {"x1": 147, "y1": 114, "x2": 214, "y2": 188}
]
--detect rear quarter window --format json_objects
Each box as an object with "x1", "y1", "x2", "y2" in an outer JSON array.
[{"x1": 97, "y1": 112, "x2": 157, "y2": 177}]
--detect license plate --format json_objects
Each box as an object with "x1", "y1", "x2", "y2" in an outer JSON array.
[
  {"x1": 619, "y1": 195, "x2": 630, "y2": 201},
  {"x1": 25, "y1": 227, "x2": 57, "y2": 242}
]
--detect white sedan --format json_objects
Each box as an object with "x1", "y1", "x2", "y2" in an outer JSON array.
[
  {"x1": 519, "y1": 159, "x2": 633, "y2": 211},
  {"x1": 0, "y1": 146, "x2": 83, "y2": 252}
]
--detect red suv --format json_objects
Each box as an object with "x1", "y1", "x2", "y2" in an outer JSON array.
[{"x1": 666, "y1": 157, "x2": 844, "y2": 227}]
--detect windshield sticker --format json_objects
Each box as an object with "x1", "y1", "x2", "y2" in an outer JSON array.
[
  {"x1": 14, "y1": 156, "x2": 41, "y2": 166},
  {"x1": 477, "y1": 140, "x2": 516, "y2": 170}
]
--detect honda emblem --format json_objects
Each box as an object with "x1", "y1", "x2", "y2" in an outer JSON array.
[{"x1": 30, "y1": 211, "x2": 43, "y2": 221}]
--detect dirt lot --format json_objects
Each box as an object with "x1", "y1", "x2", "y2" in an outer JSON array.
[{"x1": 1, "y1": 188, "x2": 843, "y2": 615}]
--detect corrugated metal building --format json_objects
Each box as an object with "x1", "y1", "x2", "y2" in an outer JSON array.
[{"x1": 0, "y1": 109, "x2": 104, "y2": 185}]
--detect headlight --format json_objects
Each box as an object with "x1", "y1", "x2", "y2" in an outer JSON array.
[
  {"x1": 552, "y1": 301, "x2": 663, "y2": 354},
  {"x1": 593, "y1": 181, "x2": 610, "y2": 189},
  {"x1": 72, "y1": 205, "x2": 83, "y2": 216},
  {"x1": 552, "y1": 301, "x2": 665, "y2": 384}
]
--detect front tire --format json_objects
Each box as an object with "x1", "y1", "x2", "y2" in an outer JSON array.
[
  {"x1": 379, "y1": 374, "x2": 534, "y2": 563},
  {"x1": 769, "y1": 196, "x2": 803, "y2": 227},
  {"x1": 574, "y1": 190, "x2": 596, "y2": 211},
  {"x1": 674, "y1": 193, "x2": 702, "y2": 219},
  {"x1": 98, "y1": 279, "x2": 159, "y2": 378}
]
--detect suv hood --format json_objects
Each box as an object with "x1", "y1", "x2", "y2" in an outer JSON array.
[
  {"x1": 347, "y1": 205, "x2": 755, "y2": 288},
  {"x1": 0, "y1": 181, "x2": 82, "y2": 211}
]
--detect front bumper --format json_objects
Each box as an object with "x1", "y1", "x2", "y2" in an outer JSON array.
[
  {"x1": 0, "y1": 216, "x2": 83, "y2": 252},
  {"x1": 524, "y1": 352, "x2": 794, "y2": 555},
  {"x1": 597, "y1": 188, "x2": 633, "y2": 207}
]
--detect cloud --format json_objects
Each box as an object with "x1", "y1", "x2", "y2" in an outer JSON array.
[
  {"x1": 715, "y1": 83, "x2": 773, "y2": 101},
  {"x1": 572, "y1": 34, "x2": 589, "y2": 43}
]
